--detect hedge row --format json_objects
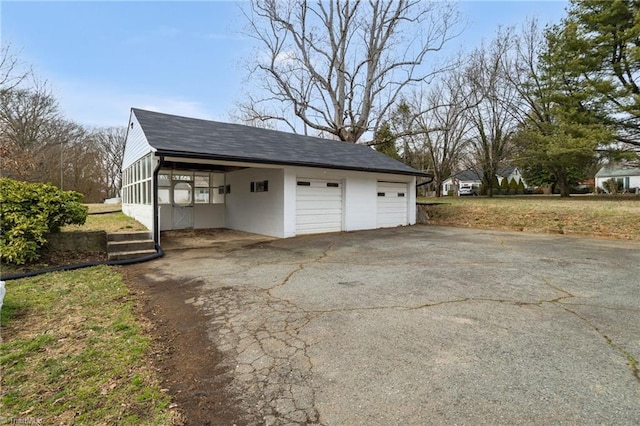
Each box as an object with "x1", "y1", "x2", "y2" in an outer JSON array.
[{"x1": 0, "y1": 178, "x2": 88, "y2": 265}]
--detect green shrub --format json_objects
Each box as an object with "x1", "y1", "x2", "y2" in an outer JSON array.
[
  {"x1": 509, "y1": 178, "x2": 518, "y2": 195},
  {"x1": 603, "y1": 178, "x2": 623, "y2": 194},
  {"x1": 517, "y1": 179, "x2": 526, "y2": 194},
  {"x1": 0, "y1": 178, "x2": 88, "y2": 264}
]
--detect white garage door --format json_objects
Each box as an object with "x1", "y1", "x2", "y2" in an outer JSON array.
[
  {"x1": 377, "y1": 181, "x2": 408, "y2": 228},
  {"x1": 296, "y1": 179, "x2": 343, "y2": 235}
]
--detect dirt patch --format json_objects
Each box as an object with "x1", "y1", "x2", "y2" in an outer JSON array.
[
  {"x1": 160, "y1": 229, "x2": 274, "y2": 251},
  {"x1": 121, "y1": 263, "x2": 245, "y2": 426}
]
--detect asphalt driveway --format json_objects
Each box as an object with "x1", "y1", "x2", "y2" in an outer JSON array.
[{"x1": 135, "y1": 226, "x2": 640, "y2": 425}]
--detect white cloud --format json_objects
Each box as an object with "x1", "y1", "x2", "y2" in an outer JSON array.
[
  {"x1": 256, "y1": 49, "x2": 298, "y2": 68},
  {"x1": 273, "y1": 50, "x2": 297, "y2": 65}
]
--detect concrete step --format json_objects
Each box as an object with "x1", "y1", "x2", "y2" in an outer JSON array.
[
  {"x1": 107, "y1": 239, "x2": 155, "y2": 252},
  {"x1": 108, "y1": 248, "x2": 157, "y2": 261},
  {"x1": 107, "y1": 231, "x2": 152, "y2": 242}
]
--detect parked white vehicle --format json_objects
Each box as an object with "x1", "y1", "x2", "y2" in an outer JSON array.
[{"x1": 458, "y1": 183, "x2": 478, "y2": 196}]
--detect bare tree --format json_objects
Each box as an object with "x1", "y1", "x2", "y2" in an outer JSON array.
[
  {"x1": 0, "y1": 44, "x2": 30, "y2": 93},
  {"x1": 414, "y1": 73, "x2": 472, "y2": 196},
  {"x1": 93, "y1": 127, "x2": 127, "y2": 198},
  {"x1": 0, "y1": 82, "x2": 111, "y2": 201},
  {"x1": 500, "y1": 19, "x2": 552, "y2": 129},
  {"x1": 239, "y1": 0, "x2": 460, "y2": 143},
  {"x1": 0, "y1": 82, "x2": 61, "y2": 180},
  {"x1": 463, "y1": 32, "x2": 519, "y2": 197}
]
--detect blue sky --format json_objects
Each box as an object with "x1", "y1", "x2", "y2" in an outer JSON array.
[{"x1": 2, "y1": 1, "x2": 568, "y2": 128}]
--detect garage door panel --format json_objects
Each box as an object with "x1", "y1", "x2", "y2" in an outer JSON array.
[
  {"x1": 297, "y1": 197, "x2": 342, "y2": 204},
  {"x1": 296, "y1": 202, "x2": 342, "y2": 211},
  {"x1": 297, "y1": 190, "x2": 341, "y2": 197},
  {"x1": 296, "y1": 211, "x2": 342, "y2": 219},
  {"x1": 296, "y1": 179, "x2": 343, "y2": 235},
  {"x1": 377, "y1": 182, "x2": 408, "y2": 228}
]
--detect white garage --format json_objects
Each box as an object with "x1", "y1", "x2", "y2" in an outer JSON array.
[
  {"x1": 121, "y1": 108, "x2": 431, "y2": 242},
  {"x1": 295, "y1": 179, "x2": 343, "y2": 235},
  {"x1": 376, "y1": 181, "x2": 409, "y2": 228}
]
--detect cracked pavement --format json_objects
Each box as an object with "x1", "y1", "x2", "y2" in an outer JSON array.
[{"x1": 144, "y1": 226, "x2": 640, "y2": 425}]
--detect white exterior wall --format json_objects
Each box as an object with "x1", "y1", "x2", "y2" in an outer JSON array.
[
  {"x1": 194, "y1": 204, "x2": 226, "y2": 229},
  {"x1": 283, "y1": 167, "x2": 416, "y2": 236},
  {"x1": 121, "y1": 112, "x2": 155, "y2": 232},
  {"x1": 596, "y1": 174, "x2": 640, "y2": 191},
  {"x1": 123, "y1": 203, "x2": 154, "y2": 231},
  {"x1": 225, "y1": 168, "x2": 286, "y2": 237},
  {"x1": 122, "y1": 111, "x2": 154, "y2": 170}
]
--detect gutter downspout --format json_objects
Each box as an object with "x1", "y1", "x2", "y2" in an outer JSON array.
[{"x1": 153, "y1": 155, "x2": 165, "y2": 245}]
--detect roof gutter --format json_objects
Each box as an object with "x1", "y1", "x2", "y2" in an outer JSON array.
[
  {"x1": 154, "y1": 149, "x2": 433, "y2": 179},
  {"x1": 417, "y1": 175, "x2": 435, "y2": 187}
]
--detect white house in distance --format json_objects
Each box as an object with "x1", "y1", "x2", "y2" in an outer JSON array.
[
  {"x1": 441, "y1": 166, "x2": 525, "y2": 195},
  {"x1": 595, "y1": 166, "x2": 640, "y2": 193},
  {"x1": 121, "y1": 108, "x2": 431, "y2": 242}
]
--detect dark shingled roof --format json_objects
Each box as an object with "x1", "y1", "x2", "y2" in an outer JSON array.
[
  {"x1": 453, "y1": 169, "x2": 483, "y2": 181},
  {"x1": 132, "y1": 108, "x2": 429, "y2": 177}
]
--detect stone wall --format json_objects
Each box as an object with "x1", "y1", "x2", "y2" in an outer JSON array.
[
  {"x1": 416, "y1": 204, "x2": 430, "y2": 224},
  {"x1": 46, "y1": 231, "x2": 107, "y2": 253}
]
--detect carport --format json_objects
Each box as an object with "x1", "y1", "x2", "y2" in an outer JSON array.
[{"x1": 120, "y1": 108, "x2": 431, "y2": 243}]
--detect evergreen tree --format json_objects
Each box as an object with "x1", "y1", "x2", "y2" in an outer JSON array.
[
  {"x1": 373, "y1": 122, "x2": 401, "y2": 161},
  {"x1": 548, "y1": 0, "x2": 640, "y2": 148},
  {"x1": 512, "y1": 17, "x2": 614, "y2": 197}
]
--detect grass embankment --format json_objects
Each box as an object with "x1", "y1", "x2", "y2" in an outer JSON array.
[
  {"x1": 420, "y1": 196, "x2": 640, "y2": 240},
  {"x1": 0, "y1": 266, "x2": 180, "y2": 425},
  {"x1": 63, "y1": 204, "x2": 147, "y2": 233}
]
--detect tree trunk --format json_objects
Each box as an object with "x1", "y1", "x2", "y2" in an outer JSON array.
[{"x1": 556, "y1": 171, "x2": 571, "y2": 197}]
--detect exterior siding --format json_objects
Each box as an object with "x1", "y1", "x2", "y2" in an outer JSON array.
[
  {"x1": 122, "y1": 111, "x2": 154, "y2": 170},
  {"x1": 122, "y1": 203, "x2": 153, "y2": 231},
  {"x1": 225, "y1": 168, "x2": 286, "y2": 237}
]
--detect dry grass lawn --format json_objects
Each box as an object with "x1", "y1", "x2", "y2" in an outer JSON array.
[
  {"x1": 85, "y1": 203, "x2": 122, "y2": 214},
  {"x1": 420, "y1": 195, "x2": 640, "y2": 241},
  {"x1": 63, "y1": 208, "x2": 147, "y2": 234}
]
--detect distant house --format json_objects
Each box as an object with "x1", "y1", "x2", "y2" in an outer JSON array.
[
  {"x1": 497, "y1": 166, "x2": 525, "y2": 186},
  {"x1": 442, "y1": 170, "x2": 482, "y2": 195},
  {"x1": 120, "y1": 108, "x2": 431, "y2": 242},
  {"x1": 595, "y1": 166, "x2": 640, "y2": 193},
  {"x1": 441, "y1": 167, "x2": 526, "y2": 196}
]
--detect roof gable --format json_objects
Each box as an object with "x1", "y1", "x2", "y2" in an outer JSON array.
[{"x1": 131, "y1": 108, "x2": 428, "y2": 177}]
